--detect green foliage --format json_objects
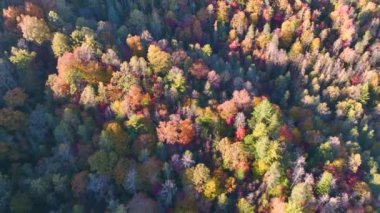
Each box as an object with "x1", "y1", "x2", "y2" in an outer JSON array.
[
  {"x1": 251, "y1": 100, "x2": 274, "y2": 124},
  {"x1": 9, "y1": 48, "x2": 36, "y2": 70},
  {"x1": 316, "y1": 171, "x2": 333, "y2": 195},
  {"x1": 88, "y1": 150, "x2": 118, "y2": 173},
  {"x1": 237, "y1": 198, "x2": 255, "y2": 213},
  {"x1": 52, "y1": 32, "x2": 72, "y2": 57}
]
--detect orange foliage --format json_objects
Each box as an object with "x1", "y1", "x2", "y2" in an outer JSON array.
[
  {"x1": 2, "y1": 6, "x2": 22, "y2": 31},
  {"x1": 57, "y1": 47, "x2": 113, "y2": 85},
  {"x1": 46, "y1": 74, "x2": 70, "y2": 98},
  {"x1": 124, "y1": 85, "x2": 151, "y2": 112},
  {"x1": 156, "y1": 115, "x2": 195, "y2": 145},
  {"x1": 126, "y1": 35, "x2": 144, "y2": 56},
  {"x1": 217, "y1": 100, "x2": 237, "y2": 120},
  {"x1": 217, "y1": 138, "x2": 249, "y2": 173}
]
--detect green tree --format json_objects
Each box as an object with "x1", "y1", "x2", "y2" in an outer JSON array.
[
  {"x1": 316, "y1": 171, "x2": 333, "y2": 195},
  {"x1": 9, "y1": 47, "x2": 36, "y2": 71},
  {"x1": 88, "y1": 150, "x2": 118, "y2": 173},
  {"x1": 51, "y1": 32, "x2": 71, "y2": 57}
]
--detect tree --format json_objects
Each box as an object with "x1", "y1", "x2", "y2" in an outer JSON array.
[
  {"x1": 17, "y1": 15, "x2": 51, "y2": 44},
  {"x1": 99, "y1": 122, "x2": 129, "y2": 156},
  {"x1": 189, "y1": 60, "x2": 210, "y2": 80},
  {"x1": 0, "y1": 59, "x2": 17, "y2": 97},
  {"x1": 3, "y1": 87, "x2": 27, "y2": 108},
  {"x1": 207, "y1": 70, "x2": 221, "y2": 88},
  {"x1": 217, "y1": 100, "x2": 237, "y2": 121},
  {"x1": 147, "y1": 44, "x2": 171, "y2": 74},
  {"x1": 158, "y1": 179, "x2": 177, "y2": 207},
  {"x1": 123, "y1": 85, "x2": 151, "y2": 113},
  {"x1": 217, "y1": 138, "x2": 249, "y2": 174},
  {"x1": 127, "y1": 193, "x2": 158, "y2": 213},
  {"x1": 316, "y1": 171, "x2": 333, "y2": 195},
  {"x1": 129, "y1": 9, "x2": 147, "y2": 34},
  {"x1": 265, "y1": 161, "x2": 282, "y2": 191},
  {"x1": 237, "y1": 198, "x2": 254, "y2": 213},
  {"x1": 51, "y1": 32, "x2": 71, "y2": 57},
  {"x1": 349, "y1": 153, "x2": 362, "y2": 173},
  {"x1": 287, "y1": 182, "x2": 315, "y2": 212},
  {"x1": 231, "y1": 11, "x2": 248, "y2": 36},
  {"x1": 246, "y1": 0, "x2": 262, "y2": 23},
  {"x1": 157, "y1": 115, "x2": 195, "y2": 145},
  {"x1": 0, "y1": 108, "x2": 27, "y2": 131},
  {"x1": 126, "y1": 35, "x2": 144, "y2": 56},
  {"x1": 166, "y1": 67, "x2": 186, "y2": 96},
  {"x1": 0, "y1": 173, "x2": 10, "y2": 211},
  {"x1": 203, "y1": 178, "x2": 222, "y2": 200},
  {"x1": 24, "y1": 2, "x2": 44, "y2": 18},
  {"x1": 88, "y1": 150, "x2": 118, "y2": 173},
  {"x1": 191, "y1": 163, "x2": 211, "y2": 193},
  {"x1": 9, "y1": 47, "x2": 36, "y2": 71},
  {"x1": 3, "y1": 6, "x2": 22, "y2": 31},
  {"x1": 79, "y1": 85, "x2": 97, "y2": 109},
  {"x1": 280, "y1": 19, "x2": 298, "y2": 48},
  {"x1": 232, "y1": 89, "x2": 251, "y2": 110},
  {"x1": 216, "y1": 1, "x2": 229, "y2": 23},
  {"x1": 9, "y1": 193, "x2": 33, "y2": 213}
]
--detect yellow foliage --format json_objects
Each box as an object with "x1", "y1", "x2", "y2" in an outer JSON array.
[
  {"x1": 203, "y1": 178, "x2": 221, "y2": 200},
  {"x1": 147, "y1": 44, "x2": 171, "y2": 74},
  {"x1": 253, "y1": 159, "x2": 269, "y2": 177}
]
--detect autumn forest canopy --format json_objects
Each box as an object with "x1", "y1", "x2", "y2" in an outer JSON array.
[{"x1": 0, "y1": 0, "x2": 380, "y2": 212}]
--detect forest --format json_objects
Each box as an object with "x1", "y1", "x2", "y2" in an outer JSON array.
[{"x1": 0, "y1": 0, "x2": 380, "y2": 212}]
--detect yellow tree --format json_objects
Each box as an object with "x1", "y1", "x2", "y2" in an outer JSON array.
[{"x1": 147, "y1": 44, "x2": 171, "y2": 74}]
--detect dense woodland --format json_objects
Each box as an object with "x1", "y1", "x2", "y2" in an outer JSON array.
[{"x1": 0, "y1": 0, "x2": 380, "y2": 212}]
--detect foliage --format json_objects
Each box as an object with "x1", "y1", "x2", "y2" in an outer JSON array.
[
  {"x1": 3, "y1": 87, "x2": 27, "y2": 108},
  {"x1": 147, "y1": 44, "x2": 171, "y2": 74},
  {"x1": 17, "y1": 15, "x2": 51, "y2": 44},
  {"x1": 0, "y1": 0, "x2": 379, "y2": 212},
  {"x1": 157, "y1": 115, "x2": 195, "y2": 145},
  {"x1": 9, "y1": 47, "x2": 36, "y2": 70}
]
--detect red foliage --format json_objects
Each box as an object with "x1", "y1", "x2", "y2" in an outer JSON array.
[
  {"x1": 57, "y1": 47, "x2": 113, "y2": 85},
  {"x1": 346, "y1": 174, "x2": 358, "y2": 187},
  {"x1": 24, "y1": 2, "x2": 44, "y2": 18},
  {"x1": 229, "y1": 39, "x2": 240, "y2": 51},
  {"x1": 279, "y1": 125, "x2": 293, "y2": 142},
  {"x1": 226, "y1": 115, "x2": 235, "y2": 125},
  {"x1": 235, "y1": 127, "x2": 246, "y2": 140},
  {"x1": 231, "y1": 1, "x2": 238, "y2": 9},
  {"x1": 189, "y1": 59, "x2": 210, "y2": 80},
  {"x1": 351, "y1": 75, "x2": 362, "y2": 85}
]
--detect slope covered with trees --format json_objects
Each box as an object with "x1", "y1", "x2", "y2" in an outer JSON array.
[{"x1": 0, "y1": 0, "x2": 380, "y2": 212}]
